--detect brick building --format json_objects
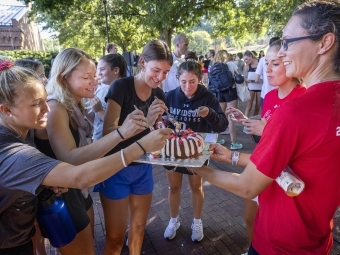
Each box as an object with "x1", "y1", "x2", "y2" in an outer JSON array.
[{"x1": 0, "y1": 4, "x2": 44, "y2": 50}]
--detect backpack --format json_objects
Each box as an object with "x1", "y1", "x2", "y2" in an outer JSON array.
[{"x1": 208, "y1": 63, "x2": 235, "y2": 93}]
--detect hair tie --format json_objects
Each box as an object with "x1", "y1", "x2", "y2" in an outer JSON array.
[{"x1": 0, "y1": 60, "x2": 14, "y2": 71}]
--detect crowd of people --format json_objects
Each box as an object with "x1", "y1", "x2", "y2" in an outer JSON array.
[{"x1": 1, "y1": 0, "x2": 340, "y2": 255}]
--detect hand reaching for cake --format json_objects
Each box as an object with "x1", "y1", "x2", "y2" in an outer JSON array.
[
  {"x1": 138, "y1": 128, "x2": 172, "y2": 153},
  {"x1": 208, "y1": 143, "x2": 230, "y2": 162},
  {"x1": 146, "y1": 98, "x2": 168, "y2": 125},
  {"x1": 197, "y1": 106, "x2": 210, "y2": 118},
  {"x1": 119, "y1": 109, "x2": 149, "y2": 139}
]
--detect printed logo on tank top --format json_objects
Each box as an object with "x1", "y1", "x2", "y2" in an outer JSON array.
[{"x1": 337, "y1": 127, "x2": 340, "y2": 136}]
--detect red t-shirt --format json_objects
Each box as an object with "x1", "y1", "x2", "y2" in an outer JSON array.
[
  {"x1": 261, "y1": 84, "x2": 306, "y2": 120},
  {"x1": 250, "y1": 81, "x2": 340, "y2": 254}
]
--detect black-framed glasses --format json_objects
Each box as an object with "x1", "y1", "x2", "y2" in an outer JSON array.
[{"x1": 281, "y1": 35, "x2": 323, "y2": 51}]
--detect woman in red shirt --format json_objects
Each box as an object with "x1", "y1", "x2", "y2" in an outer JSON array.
[
  {"x1": 188, "y1": 1, "x2": 340, "y2": 254},
  {"x1": 224, "y1": 39, "x2": 306, "y2": 245}
]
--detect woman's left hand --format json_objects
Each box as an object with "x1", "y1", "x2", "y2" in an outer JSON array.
[
  {"x1": 242, "y1": 118, "x2": 267, "y2": 136},
  {"x1": 50, "y1": 186, "x2": 68, "y2": 197},
  {"x1": 197, "y1": 106, "x2": 209, "y2": 118},
  {"x1": 146, "y1": 98, "x2": 168, "y2": 125}
]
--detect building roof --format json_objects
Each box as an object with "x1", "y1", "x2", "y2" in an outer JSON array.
[{"x1": 0, "y1": 4, "x2": 28, "y2": 26}]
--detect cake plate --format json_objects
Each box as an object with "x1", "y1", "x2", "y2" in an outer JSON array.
[{"x1": 133, "y1": 133, "x2": 218, "y2": 167}]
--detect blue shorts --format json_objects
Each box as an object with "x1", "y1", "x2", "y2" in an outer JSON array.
[{"x1": 93, "y1": 164, "x2": 154, "y2": 200}]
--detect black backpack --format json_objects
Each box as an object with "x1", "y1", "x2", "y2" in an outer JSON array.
[{"x1": 208, "y1": 63, "x2": 235, "y2": 93}]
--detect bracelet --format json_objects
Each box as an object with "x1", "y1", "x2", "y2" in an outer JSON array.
[
  {"x1": 230, "y1": 151, "x2": 240, "y2": 166},
  {"x1": 135, "y1": 141, "x2": 147, "y2": 155},
  {"x1": 117, "y1": 129, "x2": 125, "y2": 140},
  {"x1": 120, "y1": 149, "x2": 127, "y2": 167}
]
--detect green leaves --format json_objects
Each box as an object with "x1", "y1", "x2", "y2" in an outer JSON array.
[
  {"x1": 22, "y1": 0, "x2": 305, "y2": 56},
  {"x1": 0, "y1": 50, "x2": 57, "y2": 77},
  {"x1": 187, "y1": 31, "x2": 212, "y2": 55},
  {"x1": 24, "y1": 0, "x2": 223, "y2": 53},
  {"x1": 212, "y1": 0, "x2": 306, "y2": 42}
]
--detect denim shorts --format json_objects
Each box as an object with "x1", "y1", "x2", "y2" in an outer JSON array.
[{"x1": 93, "y1": 164, "x2": 154, "y2": 200}]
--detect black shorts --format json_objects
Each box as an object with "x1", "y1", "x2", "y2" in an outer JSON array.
[
  {"x1": 164, "y1": 160, "x2": 209, "y2": 175},
  {"x1": 248, "y1": 243, "x2": 260, "y2": 255},
  {"x1": 0, "y1": 241, "x2": 34, "y2": 255},
  {"x1": 62, "y1": 189, "x2": 93, "y2": 233},
  {"x1": 84, "y1": 193, "x2": 93, "y2": 211},
  {"x1": 217, "y1": 87, "x2": 238, "y2": 103},
  {"x1": 249, "y1": 89, "x2": 261, "y2": 92}
]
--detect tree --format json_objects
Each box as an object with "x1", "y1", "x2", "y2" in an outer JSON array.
[
  {"x1": 122, "y1": 0, "x2": 223, "y2": 47},
  {"x1": 24, "y1": 0, "x2": 224, "y2": 48},
  {"x1": 186, "y1": 31, "x2": 212, "y2": 56},
  {"x1": 24, "y1": 0, "x2": 157, "y2": 57},
  {"x1": 212, "y1": 0, "x2": 305, "y2": 42},
  {"x1": 191, "y1": 18, "x2": 214, "y2": 35},
  {"x1": 24, "y1": 0, "x2": 305, "y2": 54},
  {"x1": 42, "y1": 38, "x2": 60, "y2": 52}
]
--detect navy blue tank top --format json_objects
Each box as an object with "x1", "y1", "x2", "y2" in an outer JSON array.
[{"x1": 248, "y1": 64, "x2": 257, "y2": 72}]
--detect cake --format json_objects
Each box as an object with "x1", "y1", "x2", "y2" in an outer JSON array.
[{"x1": 162, "y1": 129, "x2": 205, "y2": 159}]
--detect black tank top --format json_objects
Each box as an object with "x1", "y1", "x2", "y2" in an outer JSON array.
[
  {"x1": 248, "y1": 64, "x2": 257, "y2": 72},
  {"x1": 34, "y1": 122, "x2": 80, "y2": 159}
]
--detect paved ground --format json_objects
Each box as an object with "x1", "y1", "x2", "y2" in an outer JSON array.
[{"x1": 44, "y1": 101, "x2": 340, "y2": 255}]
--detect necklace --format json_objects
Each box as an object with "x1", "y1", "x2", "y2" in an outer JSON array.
[
  {"x1": 144, "y1": 95, "x2": 152, "y2": 109},
  {"x1": 137, "y1": 93, "x2": 152, "y2": 115}
]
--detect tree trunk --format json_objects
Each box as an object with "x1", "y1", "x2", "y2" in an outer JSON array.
[{"x1": 160, "y1": 28, "x2": 173, "y2": 48}]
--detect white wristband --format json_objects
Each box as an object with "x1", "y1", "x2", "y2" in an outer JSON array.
[{"x1": 120, "y1": 149, "x2": 127, "y2": 167}]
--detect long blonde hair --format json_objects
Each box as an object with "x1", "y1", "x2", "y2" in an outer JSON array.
[
  {"x1": 46, "y1": 48, "x2": 93, "y2": 112},
  {"x1": 213, "y1": 50, "x2": 228, "y2": 65}
]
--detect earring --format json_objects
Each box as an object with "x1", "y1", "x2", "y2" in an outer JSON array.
[
  {"x1": 319, "y1": 49, "x2": 324, "y2": 54},
  {"x1": 9, "y1": 114, "x2": 12, "y2": 117}
]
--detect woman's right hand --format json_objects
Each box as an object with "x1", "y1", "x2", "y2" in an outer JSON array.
[
  {"x1": 119, "y1": 109, "x2": 149, "y2": 139},
  {"x1": 225, "y1": 107, "x2": 247, "y2": 124},
  {"x1": 138, "y1": 128, "x2": 172, "y2": 152},
  {"x1": 146, "y1": 99, "x2": 168, "y2": 125}
]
